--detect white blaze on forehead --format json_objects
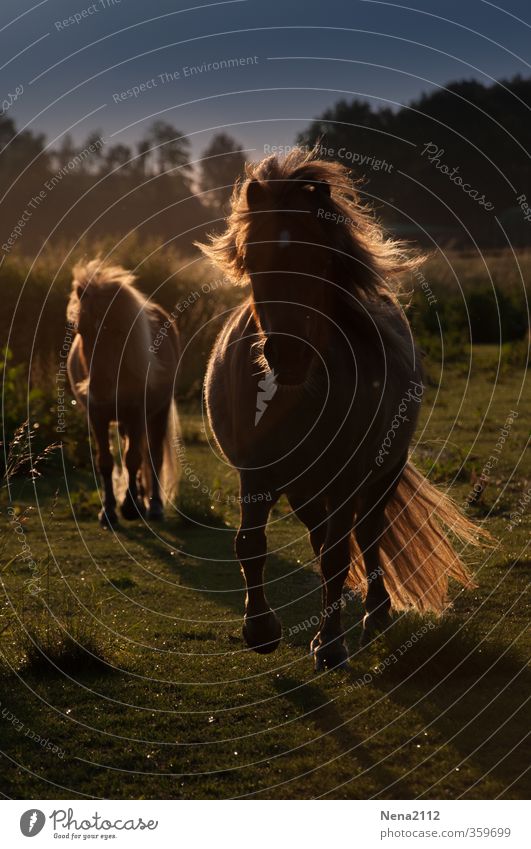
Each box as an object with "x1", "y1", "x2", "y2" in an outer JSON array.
[{"x1": 278, "y1": 228, "x2": 291, "y2": 248}]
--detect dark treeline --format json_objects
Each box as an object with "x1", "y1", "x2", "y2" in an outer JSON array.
[
  {"x1": 0, "y1": 119, "x2": 246, "y2": 255},
  {"x1": 298, "y1": 75, "x2": 531, "y2": 248},
  {"x1": 1, "y1": 75, "x2": 531, "y2": 254}
]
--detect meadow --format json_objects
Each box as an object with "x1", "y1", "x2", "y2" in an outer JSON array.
[{"x1": 0, "y1": 244, "x2": 529, "y2": 799}]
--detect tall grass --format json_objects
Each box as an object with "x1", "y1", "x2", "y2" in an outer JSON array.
[
  {"x1": 422, "y1": 249, "x2": 531, "y2": 295},
  {"x1": 1, "y1": 234, "x2": 241, "y2": 392},
  {"x1": 1, "y1": 242, "x2": 528, "y2": 463},
  {"x1": 409, "y1": 250, "x2": 529, "y2": 349}
]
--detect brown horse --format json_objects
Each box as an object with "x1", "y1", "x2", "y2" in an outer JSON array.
[
  {"x1": 200, "y1": 148, "x2": 488, "y2": 670},
  {"x1": 67, "y1": 259, "x2": 180, "y2": 527}
]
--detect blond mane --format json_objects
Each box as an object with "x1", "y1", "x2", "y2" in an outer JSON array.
[
  {"x1": 198, "y1": 146, "x2": 423, "y2": 305},
  {"x1": 67, "y1": 256, "x2": 165, "y2": 389},
  {"x1": 199, "y1": 147, "x2": 424, "y2": 372},
  {"x1": 67, "y1": 257, "x2": 149, "y2": 327}
]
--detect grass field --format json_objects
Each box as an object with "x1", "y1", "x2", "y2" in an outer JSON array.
[{"x1": 0, "y1": 345, "x2": 529, "y2": 800}]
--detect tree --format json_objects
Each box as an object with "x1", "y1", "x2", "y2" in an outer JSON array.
[
  {"x1": 135, "y1": 138, "x2": 151, "y2": 177},
  {"x1": 50, "y1": 132, "x2": 77, "y2": 171},
  {"x1": 104, "y1": 144, "x2": 133, "y2": 174},
  {"x1": 198, "y1": 133, "x2": 247, "y2": 209},
  {"x1": 80, "y1": 130, "x2": 105, "y2": 174},
  {"x1": 146, "y1": 121, "x2": 191, "y2": 175},
  {"x1": 0, "y1": 114, "x2": 46, "y2": 186}
]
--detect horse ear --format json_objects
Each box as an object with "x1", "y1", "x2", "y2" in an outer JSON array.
[{"x1": 246, "y1": 178, "x2": 265, "y2": 208}]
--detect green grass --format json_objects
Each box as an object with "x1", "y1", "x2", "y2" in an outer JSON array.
[{"x1": 0, "y1": 349, "x2": 529, "y2": 799}]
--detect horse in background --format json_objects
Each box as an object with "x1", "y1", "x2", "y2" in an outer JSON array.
[
  {"x1": 200, "y1": 148, "x2": 489, "y2": 670},
  {"x1": 67, "y1": 259, "x2": 180, "y2": 527}
]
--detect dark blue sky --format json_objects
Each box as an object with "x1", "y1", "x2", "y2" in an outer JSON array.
[{"x1": 2, "y1": 0, "x2": 530, "y2": 159}]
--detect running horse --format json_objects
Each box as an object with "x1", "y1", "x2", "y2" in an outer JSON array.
[
  {"x1": 200, "y1": 149, "x2": 487, "y2": 670},
  {"x1": 67, "y1": 259, "x2": 180, "y2": 527}
]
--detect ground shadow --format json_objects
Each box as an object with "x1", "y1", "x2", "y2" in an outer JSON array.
[{"x1": 365, "y1": 618, "x2": 530, "y2": 798}]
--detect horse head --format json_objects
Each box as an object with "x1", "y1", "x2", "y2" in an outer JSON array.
[{"x1": 199, "y1": 148, "x2": 420, "y2": 386}]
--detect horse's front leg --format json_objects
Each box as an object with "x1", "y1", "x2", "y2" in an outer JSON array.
[
  {"x1": 121, "y1": 418, "x2": 146, "y2": 520},
  {"x1": 236, "y1": 475, "x2": 281, "y2": 654},
  {"x1": 91, "y1": 412, "x2": 117, "y2": 528},
  {"x1": 311, "y1": 499, "x2": 355, "y2": 671}
]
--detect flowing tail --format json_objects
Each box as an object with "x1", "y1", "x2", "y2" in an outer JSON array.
[
  {"x1": 140, "y1": 399, "x2": 181, "y2": 507},
  {"x1": 348, "y1": 461, "x2": 492, "y2": 614}
]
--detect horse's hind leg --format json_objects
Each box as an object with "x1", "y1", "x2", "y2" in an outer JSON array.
[
  {"x1": 236, "y1": 474, "x2": 281, "y2": 654},
  {"x1": 91, "y1": 412, "x2": 117, "y2": 528},
  {"x1": 120, "y1": 418, "x2": 147, "y2": 520},
  {"x1": 356, "y1": 460, "x2": 405, "y2": 647},
  {"x1": 356, "y1": 508, "x2": 391, "y2": 647},
  {"x1": 146, "y1": 406, "x2": 169, "y2": 521},
  {"x1": 311, "y1": 497, "x2": 356, "y2": 671}
]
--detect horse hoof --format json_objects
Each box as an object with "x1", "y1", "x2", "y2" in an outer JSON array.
[
  {"x1": 98, "y1": 509, "x2": 118, "y2": 529},
  {"x1": 242, "y1": 610, "x2": 282, "y2": 654},
  {"x1": 147, "y1": 503, "x2": 164, "y2": 521},
  {"x1": 360, "y1": 610, "x2": 392, "y2": 647},
  {"x1": 311, "y1": 634, "x2": 350, "y2": 672},
  {"x1": 120, "y1": 498, "x2": 146, "y2": 521}
]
